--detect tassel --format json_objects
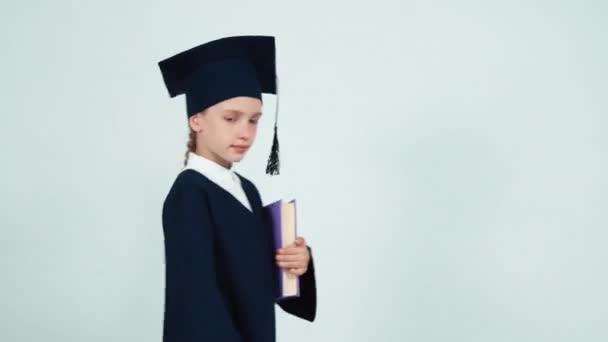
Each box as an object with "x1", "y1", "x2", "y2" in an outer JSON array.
[
  {"x1": 266, "y1": 75, "x2": 281, "y2": 176},
  {"x1": 266, "y1": 124, "x2": 280, "y2": 175}
]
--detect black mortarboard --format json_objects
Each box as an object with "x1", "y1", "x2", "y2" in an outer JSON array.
[{"x1": 158, "y1": 35, "x2": 281, "y2": 175}]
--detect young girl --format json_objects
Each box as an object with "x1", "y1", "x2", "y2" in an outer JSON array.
[{"x1": 158, "y1": 35, "x2": 317, "y2": 342}]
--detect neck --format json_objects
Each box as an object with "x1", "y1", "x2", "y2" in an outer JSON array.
[{"x1": 194, "y1": 149, "x2": 232, "y2": 170}]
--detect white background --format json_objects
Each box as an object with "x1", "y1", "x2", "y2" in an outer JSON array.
[{"x1": 1, "y1": 0, "x2": 607, "y2": 341}]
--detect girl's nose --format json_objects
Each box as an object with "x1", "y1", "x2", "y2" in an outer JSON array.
[{"x1": 238, "y1": 125, "x2": 254, "y2": 140}]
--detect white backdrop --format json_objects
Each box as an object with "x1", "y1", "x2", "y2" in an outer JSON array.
[{"x1": 1, "y1": 0, "x2": 607, "y2": 341}]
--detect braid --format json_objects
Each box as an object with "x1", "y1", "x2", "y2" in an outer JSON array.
[{"x1": 184, "y1": 129, "x2": 197, "y2": 166}]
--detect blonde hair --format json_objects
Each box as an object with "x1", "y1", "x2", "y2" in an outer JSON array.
[{"x1": 184, "y1": 129, "x2": 197, "y2": 166}]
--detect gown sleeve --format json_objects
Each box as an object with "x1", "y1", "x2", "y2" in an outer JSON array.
[
  {"x1": 163, "y1": 182, "x2": 242, "y2": 342},
  {"x1": 276, "y1": 245, "x2": 317, "y2": 322}
]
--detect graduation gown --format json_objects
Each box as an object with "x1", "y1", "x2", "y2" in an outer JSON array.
[{"x1": 161, "y1": 169, "x2": 317, "y2": 342}]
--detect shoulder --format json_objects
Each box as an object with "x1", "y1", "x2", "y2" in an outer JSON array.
[
  {"x1": 175, "y1": 169, "x2": 208, "y2": 187},
  {"x1": 161, "y1": 171, "x2": 216, "y2": 233},
  {"x1": 164, "y1": 169, "x2": 211, "y2": 203}
]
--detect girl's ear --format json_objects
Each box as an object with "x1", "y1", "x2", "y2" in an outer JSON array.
[{"x1": 188, "y1": 113, "x2": 204, "y2": 133}]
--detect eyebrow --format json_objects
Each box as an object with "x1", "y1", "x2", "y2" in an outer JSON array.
[{"x1": 224, "y1": 109, "x2": 263, "y2": 116}]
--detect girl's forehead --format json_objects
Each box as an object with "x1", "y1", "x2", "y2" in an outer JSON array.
[{"x1": 218, "y1": 97, "x2": 262, "y2": 113}]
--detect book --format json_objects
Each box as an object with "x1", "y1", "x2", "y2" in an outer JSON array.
[{"x1": 263, "y1": 199, "x2": 300, "y2": 300}]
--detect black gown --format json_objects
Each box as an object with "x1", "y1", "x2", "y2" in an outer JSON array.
[{"x1": 161, "y1": 169, "x2": 317, "y2": 342}]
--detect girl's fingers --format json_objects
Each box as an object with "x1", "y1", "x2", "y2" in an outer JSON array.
[
  {"x1": 287, "y1": 267, "x2": 306, "y2": 276},
  {"x1": 278, "y1": 237, "x2": 307, "y2": 253},
  {"x1": 275, "y1": 253, "x2": 304, "y2": 262},
  {"x1": 277, "y1": 246, "x2": 306, "y2": 255},
  {"x1": 277, "y1": 260, "x2": 305, "y2": 268}
]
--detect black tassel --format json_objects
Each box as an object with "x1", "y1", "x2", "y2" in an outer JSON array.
[{"x1": 266, "y1": 124, "x2": 280, "y2": 175}]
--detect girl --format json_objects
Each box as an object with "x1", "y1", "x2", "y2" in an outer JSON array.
[{"x1": 158, "y1": 35, "x2": 317, "y2": 342}]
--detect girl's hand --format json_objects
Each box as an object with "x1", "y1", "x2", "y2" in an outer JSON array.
[{"x1": 275, "y1": 237, "x2": 310, "y2": 276}]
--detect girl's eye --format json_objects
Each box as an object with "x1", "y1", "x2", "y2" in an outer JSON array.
[
  {"x1": 249, "y1": 119, "x2": 259, "y2": 124},
  {"x1": 224, "y1": 117, "x2": 235, "y2": 122}
]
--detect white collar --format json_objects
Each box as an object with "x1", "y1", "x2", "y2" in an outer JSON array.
[{"x1": 184, "y1": 151, "x2": 241, "y2": 189}]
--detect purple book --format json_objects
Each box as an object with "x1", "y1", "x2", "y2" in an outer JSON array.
[{"x1": 263, "y1": 199, "x2": 301, "y2": 301}]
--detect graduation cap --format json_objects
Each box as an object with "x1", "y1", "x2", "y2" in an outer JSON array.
[{"x1": 158, "y1": 35, "x2": 281, "y2": 175}]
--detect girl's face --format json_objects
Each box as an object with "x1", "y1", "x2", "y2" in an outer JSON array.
[{"x1": 189, "y1": 96, "x2": 263, "y2": 169}]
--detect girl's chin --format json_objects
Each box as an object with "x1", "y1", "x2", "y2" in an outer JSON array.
[
  {"x1": 224, "y1": 152, "x2": 246, "y2": 163},
  {"x1": 229, "y1": 154, "x2": 246, "y2": 162}
]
